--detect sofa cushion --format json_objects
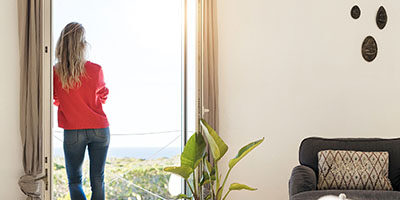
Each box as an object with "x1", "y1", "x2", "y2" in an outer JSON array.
[
  {"x1": 290, "y1": 190, "x2": 400, "y2": 200},
  {"x1": 298, "y1": 137, "x2": 400, "y2": 191},
  {"x1": 317, "y1": 150, "x2": 392, "y2": 190}
]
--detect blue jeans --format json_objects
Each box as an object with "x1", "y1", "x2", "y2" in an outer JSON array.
[{"x1": 63, "y1": 127, "x2": 110, "y2": 200}]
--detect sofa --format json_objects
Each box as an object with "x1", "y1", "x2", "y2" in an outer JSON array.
[{"x1": 289, "y1": 137, "x2": 400, "y2": 200}]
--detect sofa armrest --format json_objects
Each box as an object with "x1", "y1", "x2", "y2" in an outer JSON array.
[{"x1": 289, "y1": 165, "x2": 317, "y2": 196}]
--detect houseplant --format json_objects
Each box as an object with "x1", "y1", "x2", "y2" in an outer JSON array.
[{"x1": 164, "y1": 119, "x2": 264, "y2": 200}]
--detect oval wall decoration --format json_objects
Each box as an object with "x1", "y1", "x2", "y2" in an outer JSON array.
[
  {"x1": 376, "y1": 6, "x2": 387, "y2": 30},
  {"x1": 362, "y1": 36, "x2": 378, "y2": 62},
  {"x1": 351, "y1": 5, "x2": 361, "y2": 19}
]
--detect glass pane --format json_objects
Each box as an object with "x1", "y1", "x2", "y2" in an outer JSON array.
[
  {"x1": 187, "y1": 0, "x2": 197, "y2": 140},
  {"x1": 52, "y1": 0, "x2": 188, "y2": 199}
]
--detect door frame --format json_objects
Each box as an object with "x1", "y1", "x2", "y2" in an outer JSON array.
[
  {"x1": 43, "y1": 0, "x2": 52, "y2": 199},
  {"x1": 42, "y1": 0, "x2": 200, "y2": 199}
]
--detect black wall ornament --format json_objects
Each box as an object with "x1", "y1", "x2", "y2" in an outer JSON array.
[
  {"x1": 351, "y1": 5, "x2": 361, "y2": 19},
  {"x1": 376, "y1": 6, "x2": 387, "y2": 30},
  {"x1": 362, "y1": 36, "x2": 378, "y2": 62},
  {"x1": 352, "y1": 6, "x2": 387, "y2": 62}
]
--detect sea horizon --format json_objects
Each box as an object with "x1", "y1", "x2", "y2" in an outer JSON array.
[{"x1": 53, "y1": 146, "x2": 180, "y2": 159}]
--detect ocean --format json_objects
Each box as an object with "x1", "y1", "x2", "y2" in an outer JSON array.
[{"x1": 53, "y1": 147, "x2": 180, "y2": 159}]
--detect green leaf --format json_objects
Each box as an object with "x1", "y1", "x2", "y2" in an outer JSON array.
[
  {"x1": 200, "y1": 170, "x2": 216, "y2": 186},
  {"x1": 205, "y1": 194, "x2": 212, "y2": 200},
  {"x1": 174, "y1": 194, "x2": 192, "y2": 199},
  {"x1": 203, "y1": 153, "x2": 214, "y2": 174},
  {"x1": 200, "y1": 171, "x2": 211, "y2": 186},
  {"x1": 200, "y1": 119, "x2": 228, "y2": 161},
  {"x1": 229, "y1": 137, "x2": 264, "y2": 169},
  {"x1": 181, "y1": 132, "x2": 206, "y2": 170},
  {"x1": 229, "y1": 183, "x2": 257, "y2": 191},
  {"x1": 164, "y1": 166, "x2": 193, "y2": 180},
  {"x1": 205, "y1": 159, "x2": 213, "y2": 174}
]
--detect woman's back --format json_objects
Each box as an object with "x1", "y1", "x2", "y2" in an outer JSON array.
[
  {"x1": 54, "y1": 61, "x2": 109, "y2": 129},
  {"x1": 54, "y1": 22, "x2": 110, "y2": 200}
]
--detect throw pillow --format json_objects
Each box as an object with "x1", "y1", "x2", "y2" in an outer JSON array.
[{"x1": 317, "y1": 150, "x2": 392, "y2": 190}]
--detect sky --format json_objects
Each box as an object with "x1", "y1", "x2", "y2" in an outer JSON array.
[{"x1": 52, "y1": 0, "x2": 196, "y2": 148}]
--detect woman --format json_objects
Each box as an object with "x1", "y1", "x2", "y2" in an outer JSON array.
[{"x1": 53, "y1": 22, "x2": 110, "y2": 200}]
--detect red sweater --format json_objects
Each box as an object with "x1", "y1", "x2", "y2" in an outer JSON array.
[{"x1": 53, "y1": 61, "x2": 109, "y2": 130}]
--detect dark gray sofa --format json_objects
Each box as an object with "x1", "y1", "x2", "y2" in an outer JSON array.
[{"x1": 289, "y1": 137, "x2": 400, "y2": 200}]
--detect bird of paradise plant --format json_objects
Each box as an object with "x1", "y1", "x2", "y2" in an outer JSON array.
[{"x1": 164, "y1": 119, "x2": 264, "y2": 200}]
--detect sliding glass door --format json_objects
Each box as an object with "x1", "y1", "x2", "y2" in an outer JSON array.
[{"x1": 50, "y1": 0, "x2": 197, "y2": 199}]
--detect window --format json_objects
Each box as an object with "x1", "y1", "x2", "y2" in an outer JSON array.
[{"x1": 46, "y1": 0, "x2": 197, "y2": 199}]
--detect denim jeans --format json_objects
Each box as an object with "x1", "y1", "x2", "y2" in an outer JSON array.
[{"x1": 63, "y1": 127, "x2": 110, "y2": 200}]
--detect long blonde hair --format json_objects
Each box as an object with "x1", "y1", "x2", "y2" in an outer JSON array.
[{"x1": 55, "y1": 22, "x2": 87, "y2": 90}]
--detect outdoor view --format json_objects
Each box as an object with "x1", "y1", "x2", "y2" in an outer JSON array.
[{"x1": 52, "y1": 0, "x2": 196, "y2": 199}]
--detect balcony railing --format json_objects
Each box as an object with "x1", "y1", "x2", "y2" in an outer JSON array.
[{"x1": 52, "y1": 129, "x2": 188, "y2": 200}]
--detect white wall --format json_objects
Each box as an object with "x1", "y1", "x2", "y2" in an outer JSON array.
[
  {"x1": 218, "y1": 0, "x2": 400, "y2": 199},
  {"x1": 0, "y1": 0, "x2": 25, "y2": 199}
]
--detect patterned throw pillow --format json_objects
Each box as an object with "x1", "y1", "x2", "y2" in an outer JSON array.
[{"x1": 317, "y1": 150, "x2": 393, "y2": 190}]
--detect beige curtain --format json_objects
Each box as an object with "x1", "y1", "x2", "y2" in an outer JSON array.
[
  {"x1": 201, "y1": 0, "x2": 219, "y2": 198},
  {"x1": 17, "y1": 0, "x2": 45, "y2": 199},
  {"x1": 202, "y1": 0, "x2": 219, "y2": 131}
]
